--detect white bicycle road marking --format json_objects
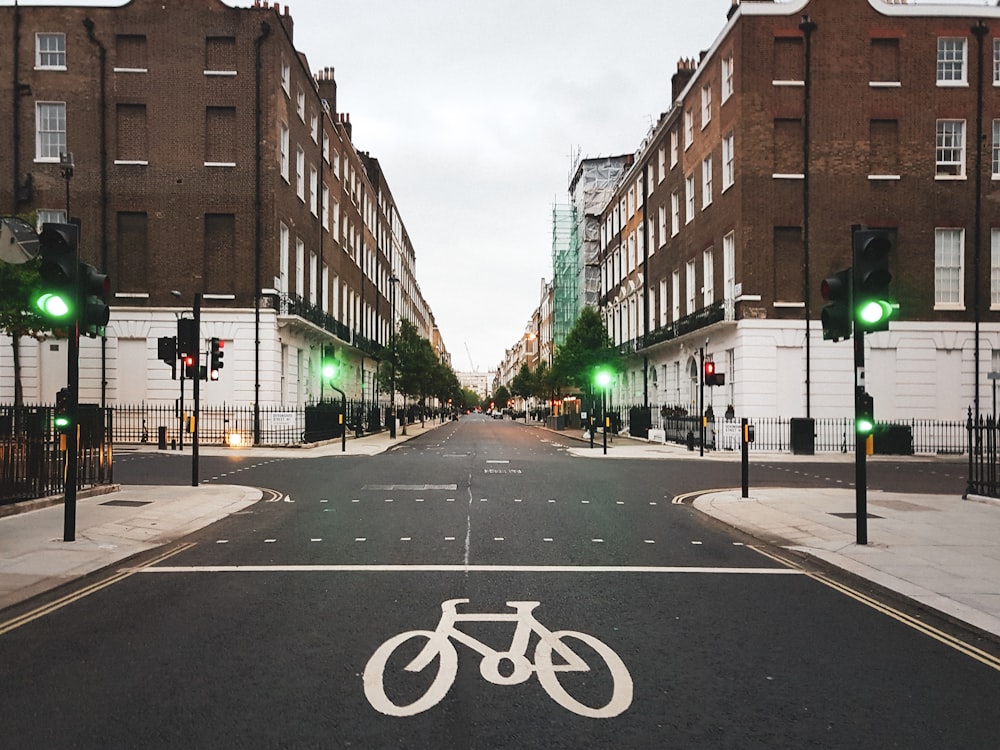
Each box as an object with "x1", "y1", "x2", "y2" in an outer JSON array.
[{"x1": 363, "y1": 599, "x2": 633, "y2": 719}]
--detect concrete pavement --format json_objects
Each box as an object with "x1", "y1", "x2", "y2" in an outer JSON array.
[{"x1": 2, "y1": 417, "x2": 997, "y2": 647}]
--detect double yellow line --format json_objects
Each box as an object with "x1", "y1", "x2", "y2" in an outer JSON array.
[
  {"x1": 0, "y1": 542, "x2": 195, "y2": 637},
  {"x1": 751, "y1": 545, "x2": 1000, "y2": 672}
]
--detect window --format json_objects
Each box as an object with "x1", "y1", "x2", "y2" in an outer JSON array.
[
  {"x1": 281, "y1": 57, "x2": 290, "y2": 96},
  {"x1": 703, "y1": 248, "x2": 714, "y2": 306},
  {"x1": 296, "y1": 146, "x2": 305, "y2": 200},
  {"x1": 992, "y1": 230, "x2": 1000, "y2": 308},
  {"x1": 309, "y1": 252, "x2": 318, "y2": 305},
  {"x1": 722, "y1": 53, "x2": 734, "y2": 102},
  {"x1": 322, "y1": 184, "x2": 330, "y2": 230},
  {"x1": 36, "y1": 209, "x2": 66, "y2": 230},
  {"x1": 658, "y1": 206, "x2": 667, "y2": 247},
  {"x1": 934, "y1": 228, "x2": 964, "y2": 308},
  {"x1": 672, "y1": 271, "x2": 681, "y2": 322},
  {"x1": 937, "y1": 37, "x2": 967, "y2": 86},
  {"x1": 647, "y1": 164, "x2": 655, "y2": 193},
  {"x1": 296, "y1": 86, "x2": 305, "y2": 121},
  {"x1": 936, "y1": 119, "x2": 966, "y2": 178},
  {"x1": 670, "y1": 131, "x2": 679, "y2": 167},
  {"x1": 309, "y1": 165, "x2": 319, "y2": 215},
  {"x1": 670, "y1": 191, "x2": 680, "y2": 237},
  {"x1": 702, "y1": 156, "x2": 713, "y2": 209},
  {"x1": 685, "y1": 176, "x2": 695, "y2": 223},
  {"x1": 279, "y1": 124, "x2": 289, "y2": 180},
  {"x1": 684, "y1": 110, "x2": 694, "y2": 149},
  {"x1": 773, "y1": 37, "x2": 804, "y2": 82},
  {"x1": 722, "y1": 132, "x2": 735, "y2": 190},
  {"x1": 993, "y1": 120, "x2": 1000, "y2": 178},
  {"x1": 994, "y1": 39, "x2": 1000, "y2": 86},
  {"x1": 724, "y1": 231, "x2": 736, "y2": 301},
  {"x1": 686, "y1": 260, "x2": 697, "y2": 315},
  {"x1": 295, "y1": 237, "x2": 305, "y2": 298},
  {"x1": 311, "y1": 112, "x2": 319, "y2": 143},
  {"x1": 323, "y1": 131, "x2": 330, "y2": 163},
  {"x1": 35, "y1": 102, "x2": 66, "y2": 161},
  {"x1": 701, "y1": 84, "x2": 712, "y2": 128},
  {"x1": 279, "y1": 223, "x2": 290, "y2": 293},
  {"x1": 36, "y1": 33, "x2": 66, "y2": 69}
]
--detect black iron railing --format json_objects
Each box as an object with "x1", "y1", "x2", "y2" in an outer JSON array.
[{"x1": 967, "y1": 411, "x2": 1000, "y2": 498}]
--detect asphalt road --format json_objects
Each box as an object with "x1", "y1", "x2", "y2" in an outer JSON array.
[{"x1": 1, "y1": 417, "x2": 996, "y2": 748}]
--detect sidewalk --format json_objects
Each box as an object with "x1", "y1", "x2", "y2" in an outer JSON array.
[{"x1": 2, "y1": 418, "x2": 997, "y2": 645}]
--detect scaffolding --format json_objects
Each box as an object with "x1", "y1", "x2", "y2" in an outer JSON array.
[{"x1": 551, "y1": 202, "x2": 577, "y2": 348}]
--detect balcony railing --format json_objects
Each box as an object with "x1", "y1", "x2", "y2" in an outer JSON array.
[
  {"x1": 272, "y1": 292, "x2": 387, "y2": 358},
  {"x1": 640, "y1": 298, "x2": 733, "y2": 350}
]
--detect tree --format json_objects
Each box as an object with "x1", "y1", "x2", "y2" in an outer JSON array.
[
  {"x1": 551, "y1": 306, "x2": 619, "y2": 393},
  {"x1": 0, "y1": 253, "x2": 51, "y2": 406}
]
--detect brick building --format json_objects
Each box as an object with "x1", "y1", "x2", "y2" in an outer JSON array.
[
  {"x1": 0, "y1": 0, "x2": 442, "y2": 417},
  {"x1": 599, "y1": 0, "x2": 1000, "y2": 425}
]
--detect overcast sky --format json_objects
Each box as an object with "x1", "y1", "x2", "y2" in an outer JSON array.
[{"x1": 9, "y1": 0, "x2": 981, "y2": 374}]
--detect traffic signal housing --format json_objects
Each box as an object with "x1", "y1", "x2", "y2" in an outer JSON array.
[
  {"x1": 33, "y1": 223, "x2": 78, "y2": 323},
  {"x1": 54, "y1": 387, "x2": 71, "y2": 431},
  {"x1": 821, "y1": 268, "x2": 852, "y2": 342},
  {"x1": 79, "y1": 262, "x2": 110, "y2": 337},
  {"x1": 321, "y1": 356, "x2": 339, "y2": 382},
  {"x1": 856, "y1": 391, "x2": 875, "y2": 436},
  {"x1": 182, "y1": 354, "x2": 197, "y2": 380},
  {"x1": 177, "y1": 317, "x2": 197, "y2": 358},
  {"x1": 703, "y1": 360, "x2": 725, "y2": 387},
  {"x1": 209, "y1": 338, "x2": 224, "y2": 380},
  {"x1": 853, "y1": 229, "x2": 893, "y2": 333}
]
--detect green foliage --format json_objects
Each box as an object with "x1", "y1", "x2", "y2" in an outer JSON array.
[
  {"x1": 378, "y1": 319, "x2": 461, "y2": 407},
  {"x1": 551, "y1": 307, "x2": 619, "y2": 393}
]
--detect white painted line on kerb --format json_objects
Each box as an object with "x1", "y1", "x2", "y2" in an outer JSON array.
[{"x1": 137, "y1": 564, "x2": 804, "y2": 575}]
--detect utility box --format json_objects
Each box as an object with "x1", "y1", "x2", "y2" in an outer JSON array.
[{"x1": 790, "y1": 417, "x2": 815, "y2": 455}]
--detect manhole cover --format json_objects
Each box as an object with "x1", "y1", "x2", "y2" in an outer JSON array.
[{"x1": 100, "y1": 500, "x2": 152, "y2": 507}]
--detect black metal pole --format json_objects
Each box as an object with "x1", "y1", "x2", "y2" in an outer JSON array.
[
  {"x1": 62, "y1": 220, "x2": 81, "y2": 543},
  {"x1": 852, "y1": 225, "x2": 867, "y2": 545},
  {"x1": 191, "y1": 293, "x2": 201, "y2": 487},
  {"x1": 741, "y1": 417, "x2": 749, "y2": 499},
  {"x1": 602, "y1": 389, "x2": 607, "y2": 456},
  {"x1": 972, "y1": 20, "x2": 988, "y2": 430},
  {"x1": 800, "y1": 16, "x2": 817, "y2": 418},
  {"x1": 699, "y1": 347, "x2": 705, "y2": 458}
]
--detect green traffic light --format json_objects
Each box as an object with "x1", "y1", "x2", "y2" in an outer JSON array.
[
  {"x1": 322, "y1": 360, "x2": 338, "y2": 380},
  {"x1": 34, "y1": 292, "x2": 72, "y2": 319},
  {"x1": 594, "y1": 369, "x2": 612, "y2": 388},
  {"x1": 858, "y1": 299, "x2": 893, "y2": 326},
  {"x1": 856, "y1": 417, "x2": 875, "y2": 435}
]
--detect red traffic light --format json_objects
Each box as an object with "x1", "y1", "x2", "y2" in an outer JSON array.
[{"x1": 704, "y1": 361, "x2": 716, "y2": 377}]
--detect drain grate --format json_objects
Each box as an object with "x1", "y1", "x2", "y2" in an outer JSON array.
[{"x1": 100, "y1": 500, "x2": 152, "y2": 508}]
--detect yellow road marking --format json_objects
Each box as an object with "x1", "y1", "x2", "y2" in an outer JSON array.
[{"x1": 0, "y1": 542, "x2": 196, "y2": 637}]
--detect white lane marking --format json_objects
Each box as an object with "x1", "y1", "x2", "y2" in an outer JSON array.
[
  {"x1": 691, "y1": 541, "x2": 703, "y2": 545},
  {"x1": 415, "y1": 498, "x2": 425, "y2": 503},
  {"x1": 644, "y1": 540, "x2": 655, "y2": 544},
  {"x1": 445, "y1": 536, "x2": 456, "y2": 541},
  {"x1": 494, "y1": 537, "x2": 504, "y2": 542},
  {"x1": 215, "y1": 539, "x2": 229, "y2": 544},
  {"x1": 139, "y1": 565, "x2": 804, "y2": 575},
  {"x1": 543, "y1": 538, "x2": 554, "y2": 542},
  {"x1": 486, "y1": 460, "x2": 510, "y2": 464},
  {"x1": 355, "y1": 538, "x2": 367, "y2": 542},
  {"x1": 264, "y1": 539, "x2": 276, "y2": 543},
  {"x1": 400, "y1": 537, "x2": 412, "y2": 542},
  {"x1": 592, "y1": 538, "x2": 605, "y2": 543},
  {"x1": 364, "y1": 484, "x2": 458, "y2": 491}
]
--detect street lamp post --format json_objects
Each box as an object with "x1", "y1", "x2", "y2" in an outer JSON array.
[
  {"x1": 388, "y1": 274, "x2": 398, "y2": 438},
  {"x1": 595, "y1": 368, "x2": 612, "y2": 456}
]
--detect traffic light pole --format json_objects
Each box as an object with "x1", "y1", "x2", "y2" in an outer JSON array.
[
  {"x1": 852, "y1": 225, "x2": 868, "y2": 545},
  {"x1": 191, "y1": 293, "x2": 201, "y2": 487},
  {"x1": 63, "y1": 318, "x2": 79, "y2": 542}
]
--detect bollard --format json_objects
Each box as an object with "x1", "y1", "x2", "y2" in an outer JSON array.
[
  {"x1": 686, "y1": 430, "x2": 694, "y2": 451},
  {"x1": 158, "y1": 426, "x2": 168, "y2": 450}
]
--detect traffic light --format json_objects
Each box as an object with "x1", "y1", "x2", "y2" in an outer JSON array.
[
  {"x1": 821, "y1": 268, "x2": 852, "y2": 342},
  {"x1": 157, "y1": 336, "x2": 177, "y2": 364},
  {"x1": 79, "y1": 262, "x2": 110, "y2": 337},
  {"x1": 210, "y1": 337, "x2": 224, "y2": 380},
  {"x1": 856, "y1": 391, "x2": 875, "y2": 436},
  {"x1": 704, "y1": 360, "x2": 725, "y2": 387},
  {"x1": 594, "y1": 367, "x2": 613, "y2": 390},
  {"x1": 54, "y1": 387, "x2": 71, "y2": 431},
  {"x1": 321, "y1": 356, "x2": 339, "y2": 382},
  {"x1": 177, "y1": 317, "x2": 197, "y2": 358},
  {"x1": 33, "y1": 223, "x2": 78, "y2": 323},
  {"x1": 853, "y1": 229, "x2": 893, "y2": 333},
  {"x1": 182, "y1": 354, "x2": 197, "y2": 380}
]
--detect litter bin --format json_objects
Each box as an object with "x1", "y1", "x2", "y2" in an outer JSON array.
[
  {"x1": 158, "y1": 426, "x2": 168, "y2": 450},
  {"x1": 790, "y1": 417, "x2": 815, "y2": 455}
]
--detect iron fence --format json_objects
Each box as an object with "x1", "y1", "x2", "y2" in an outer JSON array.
[
  {"x1": 113, "y1": 400, "x2": 394, "y2": 446},
  {"x1": 0, "y1": 404, "x2": 113, "y2": 506},
  {"x1": 609, "y1": 403, "x2": 969, "y2": 455},
  {"x1": 967, "y1": 411, "x2": 1000, "y2": 498}
]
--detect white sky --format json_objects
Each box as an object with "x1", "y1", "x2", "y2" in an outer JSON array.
[{"x1": 9, "y1": 0, "x2": 981, "y2": 374}]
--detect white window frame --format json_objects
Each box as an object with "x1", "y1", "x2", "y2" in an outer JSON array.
[
  {"x1": 309, "y1": 164, "x2": 319, "y2": 215},
  {"x1": 934, "y1": 228, "x2": 965, "y2": 309},
  {"x1": 685, "y1": 176, "x2": 695, "y2": 224},
  {"x1": 281, "y1": 57, "x2": 290, "y2": 96},
  {"x1": 36, "y1": 33, "x2": 66, "y2": 70},
  {"x1": 937, "y1": 37, "x2": 967, "y2": 87},
  {"x1": 992, "y1": 229, "x2": 1000, "y2": 308},
  {"x1": 296, "y1": 146, "x2": 305, "y2": 201},
  {"x1": 686, "y1": 260, "x2": 697, "y2": 315},
  {"x1": 671, "y1": 191, "x2": 680, "y2": 237},
  {"x1": 936, "y1": 119, "x2": 966, "y2": 178},
  {"x1": 310, "y1": 112, "x2": 319, "y2": 144},
  {"x1": 684, "y1": 110, "x2": 694, "y2": 150},
  {"x1": 701, "y1": 84, "x2": 712, "y2": 128},
  {"x1": 702, "y1": 248, "x2": 714, "y2": 306},
  {"x1": 296, "y1": 86, "x2": 306, "y2": 121},
  {"x1": 723, "y1": 231, "x2": 736, "y2": 301},
  {"x1": 722, "y1": 132, "x2": 735, "y2": 190},
  {"x1": 322, "y1": 184, "x2": 330, "y2": 230},
  {"x1": 279, "y1": 124, "x2": 289, "y2": 181},
  {"x1": 994, "y1": 39, "x2": 1000, "y2": 86},
  {"x1": 35, "y1": 102, "x2": 66, "y2": 162},
  {"x1": 658, "y1": 205, "x2": 667, "y2": 248},
  {"x1": 279, "y1": 222, "x2": 289, "y2": 294},
  {"x1": 702, "y1": 155, "x2": 713, "y2": 209},
  {"x1": 722, "y1": 54, "x2": 734, "y2": 102},
  {"x1": 670, "y1": 131, "x2": 679, "y2": 168},
  {"x1": 672, "y1": 270, "x2": 681, "y2": 322},
  {"x1": 993, "y1": 120, "x2": 1000, "y2": 179},
  {"x1": 295, "y1": 237, "x2": 305, "y2": 298},
  {"x1": 659, "y1": 145, "x2": 667, "y2": 181}
]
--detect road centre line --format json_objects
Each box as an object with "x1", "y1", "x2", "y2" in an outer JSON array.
[{"x1": 136, "y1": 564, "x2": 804, "y2": 575}]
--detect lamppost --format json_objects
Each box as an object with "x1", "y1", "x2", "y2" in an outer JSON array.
[
  {"x1": 388, "y1": 273, "x2": 398, "y2": 438},
  {"x1": 595, "y1": 367, "x2": 612, "y2": 455}
]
